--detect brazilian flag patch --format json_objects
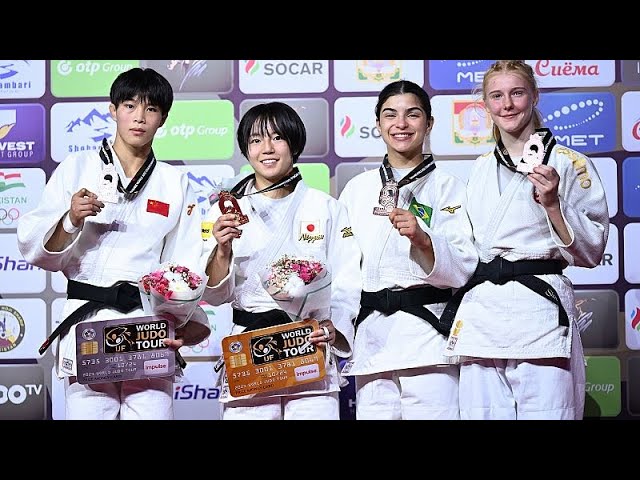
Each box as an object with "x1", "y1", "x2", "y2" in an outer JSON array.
[{"x1": 409, "y1": 197, "x2": 433, "y2": 227}]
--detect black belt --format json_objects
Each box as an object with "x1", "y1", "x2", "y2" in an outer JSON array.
[
  {"x1": 233, "y1": 308, "x2": 291, "y2": 332},
  {"x1": 355, "y1": 286, "x2": 453, "y2": 336},
  {"x1": 40, "y1": 279, "x2": 186, "y2": 369},
  {"x1": 439, "y1": 257, "x2": 567, "y2": 332}
]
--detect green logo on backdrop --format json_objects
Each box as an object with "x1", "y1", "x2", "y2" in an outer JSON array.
[
  {"x1": 51, "y1": 60, "x2": 139, "y2": 97},
  {"x1": 154, "y1": 100, "x2": 235, "y2": 161},
  {"x1": 240, "y1": 163, "x2": 330, "y2": 194},
  {"x1": 584, "y1": 356, "x2": 621, "y2": 417}
]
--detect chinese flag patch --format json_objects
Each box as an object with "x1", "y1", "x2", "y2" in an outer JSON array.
[{"x1": 147, "y1": 199, "x2": 170, "y2": 217}]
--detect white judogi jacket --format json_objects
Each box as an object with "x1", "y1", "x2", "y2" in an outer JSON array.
[
  {"x1": 17, "y1": 148, "x2": 204, "y2": 378},
  {"x1": 337, "y1": 166, "x2": 477, "y2": 376},
  {"x1": 444, "y1": 145, "x2": 609, "y2": 360},
  {"x1": 201, "y1": 179, "x2": 361, "y2": 402}
]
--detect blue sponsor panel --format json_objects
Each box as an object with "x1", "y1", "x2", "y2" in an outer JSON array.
[
  {"x1": 0, "y1": 104, "x2": 46, "y2": 164},
  {"x1": 538, "y1": 92, "x2": 616, "y2": 154},
  {"x1": 623, "y1": 157, "x2": 640, "y2": 218},
  {"x1": 428, "y1": 60, "x2": 496, "y2": 91}
]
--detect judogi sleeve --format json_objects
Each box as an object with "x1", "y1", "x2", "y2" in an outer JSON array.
[
  {"x1": 327, "y1": 199, "x2": 361, "y2": 358},
  {"x1": 200, "y1": 203, "x2": 236, "y2": 306},
  {"x1": 160, "y1": 172, "x2": 204, "y2": 272},
  {"x1": 410, "y1": 174, "x2": 478, "y2": 289},
  {"x1": 17, "y1": 156, "x2": 82, "y2": 271},
  {"x1": 546, "y1": 151, "x2": 609, "y2": 267}
]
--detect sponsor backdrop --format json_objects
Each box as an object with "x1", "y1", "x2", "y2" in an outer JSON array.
[{"x1": 0, "y1": 60, "x2": 637, "y2": 420}]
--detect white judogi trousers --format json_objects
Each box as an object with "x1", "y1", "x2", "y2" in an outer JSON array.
[
  {"x1": 458, "y1": 325, "x2": 585, "y2": 420},
  {"x1": 65, "y1": 377, "x2": 174, "y2": 420},
  {"x1": 221, "y1": 392, "x2": 340, "y2": 420},
  {"x1": 355, "y1": 365, "x2": 460, "y2": 420}
]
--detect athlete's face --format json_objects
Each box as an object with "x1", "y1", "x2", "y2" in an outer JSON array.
[
  {"x1": 484, "y1": 72, "x2": 538, "y2": 138},
  {"x1": 246, "y1": 121, "x2": 294, "y2": 190}
]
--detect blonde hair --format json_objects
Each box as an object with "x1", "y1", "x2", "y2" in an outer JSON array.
[{"x1": 481, "y1": 60, "x2": 543, "y2": 143}]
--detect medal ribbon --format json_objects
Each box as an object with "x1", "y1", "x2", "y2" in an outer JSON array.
[
  {"x1": 378, "y1": 154, "x2": 436, "y2": 188},
  {"x1": 99, "y1": 138, "x2": 157, "y2": 198},
  {"x1": 229, "y1": 167, "x2": 302, "y2": 199}
]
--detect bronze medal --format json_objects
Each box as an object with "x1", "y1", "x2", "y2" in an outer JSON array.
[{"x1": 219, "y1": 191, "x2": 249, "y2": 225}]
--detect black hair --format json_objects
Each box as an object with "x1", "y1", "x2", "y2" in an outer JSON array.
[
  {"x1": 237, "y1": 102, "x2": 307, "y2": 163},
  {"x1": 109, "y1": 67, "x2": 173, "y2": 117},
  {"x1": 375, "y1": 80, "x2": 432, "y2": 120}
]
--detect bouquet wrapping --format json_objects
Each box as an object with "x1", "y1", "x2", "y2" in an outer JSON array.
[
  {"x1": 261, "y1": 255, "x2": 332, "y2": 323},
  {"x1": 138, "y1": 262, "x2": 207, "y2": 330}
]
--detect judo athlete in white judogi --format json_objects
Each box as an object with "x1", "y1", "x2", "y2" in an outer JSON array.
[
  {"x1": 338, "y1": 80, "x2": 478, "y2": 420},
  {"x1": 17, "y1": 68, "x2": 205, "y2": 420},
  {"x1": 440, "y1": 61, "x2": 609, "y2": 420},
  {"x1": 202, "y1": 102, "x2": 361, "y2": 420}
]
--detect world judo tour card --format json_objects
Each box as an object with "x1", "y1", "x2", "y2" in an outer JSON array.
[
  {"x1": 222, "y1": 320, "x2": 326, "y2": 397},
  {"x1": 76, "y1": 315, "x2": 176, "y2": 385}
]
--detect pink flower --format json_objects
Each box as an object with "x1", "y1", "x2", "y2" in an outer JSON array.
[{"x1": 140, "y1": 263, "x2": 203, "y2": 300}]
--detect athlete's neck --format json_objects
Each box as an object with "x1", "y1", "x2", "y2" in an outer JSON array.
[
  {"x1": 112, "y1": 137, "x2": 152, "y2": 178},
  {"x1": 499, "y1": 125, "x2": 536, "y2": 158}
]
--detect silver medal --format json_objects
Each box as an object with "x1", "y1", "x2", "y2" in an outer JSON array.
[
  {"x1": 517, "y1": 134, "x2": 545, "y2": 173},
  {"x1": 372, "y1": 180, "x2": 399, "y2": 216},
  {"x1": 98, "y1": 163, "x2": 119, "y2": 203}
]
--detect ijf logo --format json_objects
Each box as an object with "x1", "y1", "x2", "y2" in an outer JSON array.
[
  {"x1": 538, "y1": 92, "x2": 616, "y2": 154},
  {"x1": 0, "y1": 305, "x2": 25, "y2": 353}
]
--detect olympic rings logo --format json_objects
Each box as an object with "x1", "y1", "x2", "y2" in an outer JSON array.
[{"x1": 0, "y1": 208, "x2": 20, "y2": 226}]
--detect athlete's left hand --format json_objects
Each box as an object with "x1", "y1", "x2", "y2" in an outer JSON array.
[
  {"x1": 528, "y1": 164, "x2": 560, "y2": 209},
  {"x1": 306, "y1": 318, "x2": 336, "y2": 347},
  {"x1": 389, "y1": 207, "x2": 431, "y2": 248}
]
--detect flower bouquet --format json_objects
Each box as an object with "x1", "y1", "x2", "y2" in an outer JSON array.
[
  {"x1": 261, "y1": 255, "x2": 331, "y2": 322},
  {"x1": 138, "y1": 262, "x2": 207, "y2": 330}
]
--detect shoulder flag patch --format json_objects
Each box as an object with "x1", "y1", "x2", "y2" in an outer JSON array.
[{"x1": 409, "y1": 197, "x2": 433, "y2": 227}]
